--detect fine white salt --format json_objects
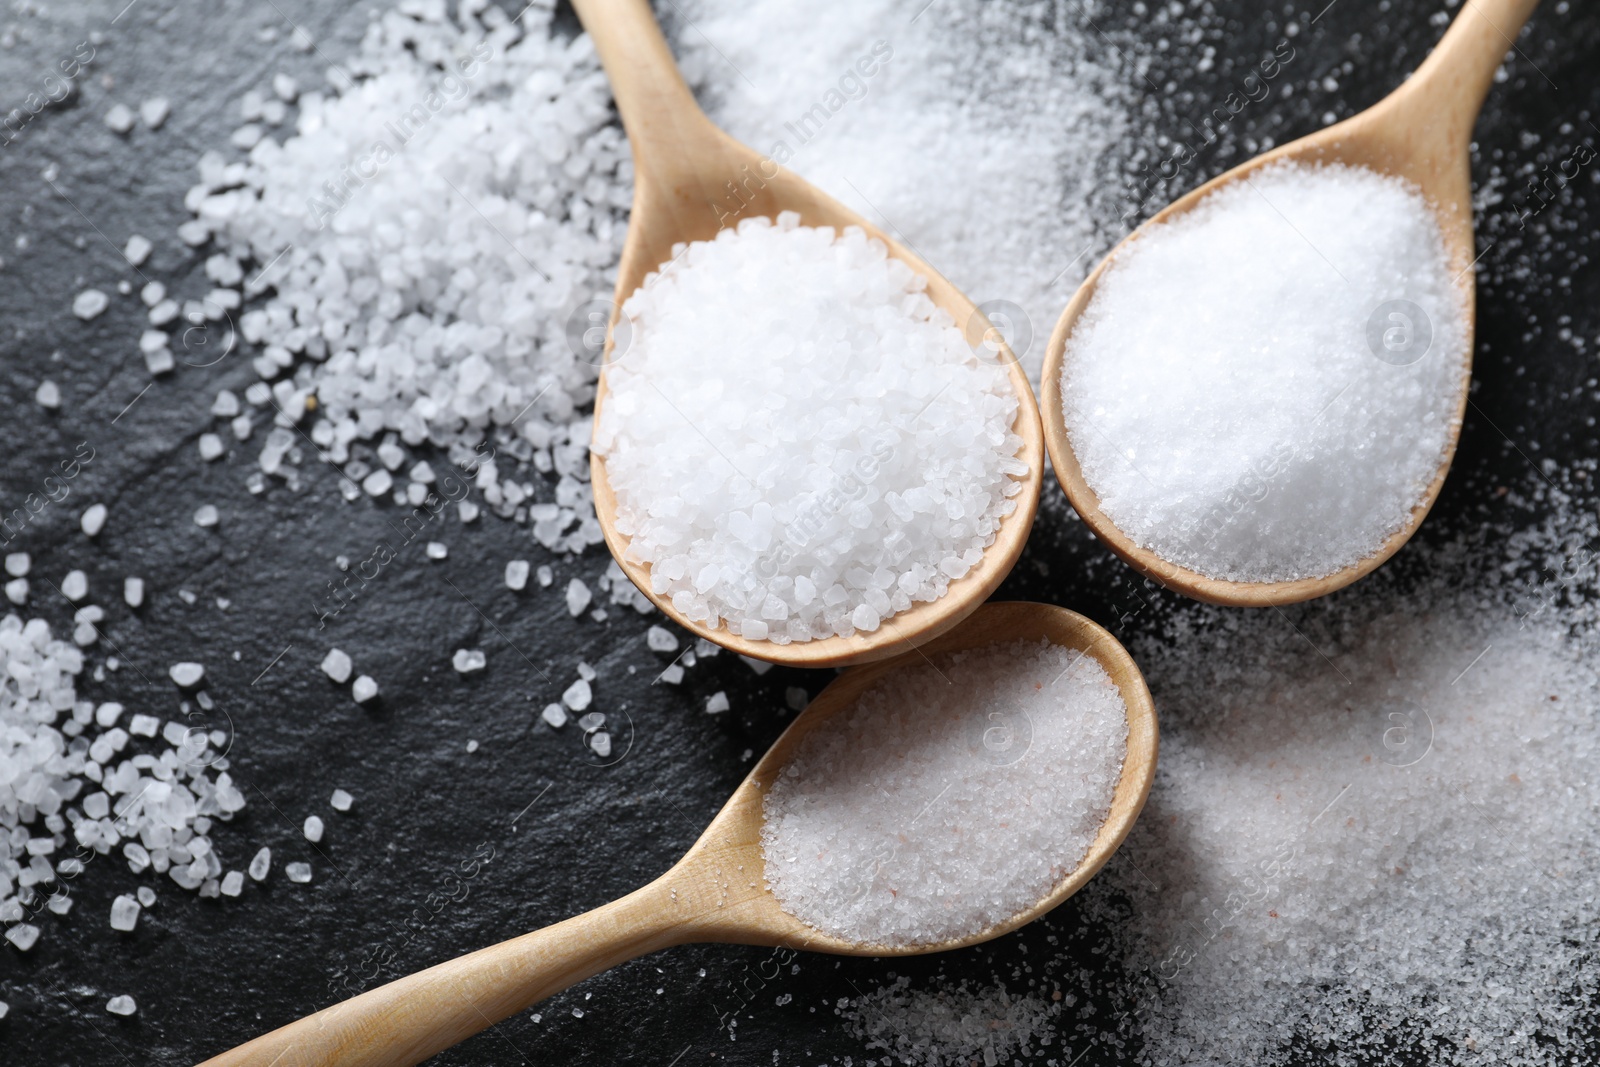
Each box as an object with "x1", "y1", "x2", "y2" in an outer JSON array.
[
  {"x1": 35, "y1": 380, "x2": 60, "y2": 409},
  {"x1": 762, "y1": 639, "x2": 1126, "y2": 946},
  {"x1": 104, "y1": 103, "x2": 135, "y2": 133},
  {"x1": 451, "y1": 649, "x2": 485, "y2": 675},
  {"x1": 124, "y1": 577, "x2": 144, "y2": 608},
  {"x1": 505, "y1": 560, "x2": 530, "y2": 591},
  {"x1": 248, "y1": 847, "x2": 271, "y2": 881},
  {"x1": 81, "y1": 504, "x2": 107, "y2": 537},
  {"x1": 194, "y1": 504, "x2": 220, "y2": 528},
  {"x1": 303, "y1": 816, "x2": 324, "y2": 843},
  {"x1": 1060, "y1": 162, "x2": 1467, "y2": 582},
  {"x1": 351, "y1": 675, "x2": 378, "y2": 703},
  {"x1": 169, "y1": 661, "x2": 205, "y2": 687},
  {"x1": 285, "y1": 862, "x2": 311, "y2": 884},
  {"x1": 105, "y1": 994, "x2": 137, "y2": 1016},
  {"x1": 595, "y1": 214, "x2": 1025, "y2": 643},
  {"x1": 109, "y1": 893, "x2": 140, "y2": 931},
  {"x1": 330, "y1": 789, "x2": 353, "y2": 812}
]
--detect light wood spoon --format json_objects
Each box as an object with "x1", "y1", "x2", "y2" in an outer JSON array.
[
  {"x1": 198, "y1": 601, "x2": 1157, "y2": 1067},
  {"x1": 1041, "y1": 0, "x2": 1541, "y2": 607},
  {"x1": 578, "y1": 0, "x2": 1043, "y2": 667}
]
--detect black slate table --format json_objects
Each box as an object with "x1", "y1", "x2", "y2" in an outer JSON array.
[{"x1": 1, "y1": 1, "x2": 1596, "y2": 1064}]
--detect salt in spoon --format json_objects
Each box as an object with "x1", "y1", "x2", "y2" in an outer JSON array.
[
  {"x1": 575, "y1": 0, "x2": 1043, "y2": 665},
  {"x1": 197, "y1": 601, "x2": 1155, "y2": 1067},
  {"x1": 1041, "y1": 0, "x2": 1541, "y2": 606}
]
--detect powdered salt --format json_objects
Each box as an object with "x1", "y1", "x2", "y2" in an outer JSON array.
[
  {"x1": 762, "y1": 639, "x2": 1126, "y2": 945},
  {"x1": 1060, "y1": 162, "x2": 1467, "y2": 583}
]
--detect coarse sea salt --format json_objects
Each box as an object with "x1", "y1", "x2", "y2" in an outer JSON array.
[
  {"x1": 761, "y1": 639, "x2": 1126, "y2": 946},
  {"x1": 184, "y1": 4, "x2": 625, "y2": 552},
  {"x1": 595, "y1": 214, "x2": 1025, "y2": 644},
  {"x1": 1061, "y1": 162, "x2": 1467, "y2": 583}
]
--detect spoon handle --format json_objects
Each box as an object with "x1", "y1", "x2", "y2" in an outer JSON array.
[
  {"x1": 1396, "y1": 0, "x2": 1542, "y2": 136},
  {"x1": 196, "y1": 879, "x2": 685, "y2": 1067},
  {"x1": 570, "y1": 0, "x2": 718, "y2": 172}
]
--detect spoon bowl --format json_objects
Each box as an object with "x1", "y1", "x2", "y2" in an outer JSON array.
[
  {"x1": 197, "y1": 602, "x2": 1155, "y2": 1067},
  {"x1": 579, "y1": 0, "x2": 1043, "y2": 665},
  {"x1": 1041, "y1": 0, "x2": 1540, "y2": 607}
]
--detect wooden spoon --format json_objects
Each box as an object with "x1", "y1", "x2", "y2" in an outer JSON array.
[
  {"x1": 1041, "y1": 0, "x2": 1541, "y2": 607},
  {"x1": 578, "y1": 0, "x2": 1043, "y2": 667},
  {"x1": 197, "y1": 602, "x2": 1157, "y2": 1067}
]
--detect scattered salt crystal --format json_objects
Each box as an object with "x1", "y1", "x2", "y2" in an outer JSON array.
[
  {"x1": 705, "y1": 691, "x2": 730, "y2": 716},
  {"x1": 129, "y1": 713, "x2": 159, "y2": 736},
  {"x1": 452, "y1": 649, "x2": 486, "y2": 674},
  {"x1": 330, "y1": 789, "x2": 353, "y2": 812},
  {"x1": 139, "y1": 97, "x2": 170, "y2": 129},
  {"x1": 5, "y1": 923, "x2": 39, "y2": 951},
  {"x1": 124, "y1": 577, "x2": 144, "y2": 607},
  {"x1": 4, "y1": 553, "x2": 28, "y2": 577},
  {"x1": 320, "y1": 648, "x2": 352, "y2": 684},
  {"x1": 248, "y1": 847, "x2": 271, "y2": 881},
  {"x1": 221, "y1": 871, "x2": 244, "y2": 897},
  {"x1": 505, "y1": 560, "x2": 530, "y2": 591},
  {"x1": 762, "y1": 639, "x2": 1125, "y2": 945},
  {"x1": 271, "y1": 72, "x2": 298, "y2": 101},
  {"x1": 136, "y1": 887, "x2": 156, "y2": 908},
  {"x1": 104, "y1": 103, "x2": 136, "y2": 133},
  {"x1": 562, "y1": 678, "x2": 592, "y2": 711},
  {"x1": 4, "y1": 579, "x2": 26, "y2": 605},
  {"x1": 81, "y1": 503, "x2": 107, "y2": 536},
  {"x1": 110, "y1": 893, "x2": 140, "y2": 931},
  {"x1": 465, "y1": 739, "x2": 479, "y2": 754},
  {"x1": 425, "y1": 542, "x2": 448, "y2": 561},
  {"x1": 362, "y1": 469, "x2": 392, "y2": 497},
  {"x1": 646, "y1": 626, "x2": 679, "y2": 653},
  {"x1": 35, "y1": 380, "x2": 60, "y2": 408},
  {"x1": 198, "y1": 433, "x2": 224, "y2": 461},
  {"x1": 303, "y1": 815, "x2": 324, "y2": 843},
  {"x1": 61, "y1": 570, "x2": 87, "y2": 601},
  {"x1": 169, "y1": 661, "x2": 205, "y2": 687},
  {"x1": 211, "y1": 389, "x2": 239, "y2": 417},
  {"x1": 352, "y1": 675, "x2": 378, "y2": 703},
  {"x1": 577, "y1": 662, "x2": 596, "y2": 682},
  {"x1": 72, "y1": 288, "x2": 109, "y2": 320},
  {"x1": 596, "y1": 215, "x2": 1024, "y2": 644},
  {"x1": 124, "y1": 234, "x2": 152, "y2": 266},
  {"x1": 738, "y1": 655, "x2": 773, "y2": 676},
  {"x1": 106, "y1": 994, "x2": 137, "y2": 1016},
  {"x1": 1061, "y1": 162, "x2": 1467, "y2": 583},
  {"x1": 565, "y1": 579, "x2": 592, "y2": 617},
  {"x1": 194, "y1": 504, "x2": 220, "y2": 528},
  {"x1": 536, "y1": 566, "x2": 553, "y2": 588},
  {"x1": 658, "y1": 664, "x2": 684, "y2": 685},
  {"x1": 541, "y1": 704, "x2": 568, "y2": 728},
  {"x1": 590, "y1": 732, "x2": 612, "y2": 758},
  {"x1": 285, "y1": 862, "x2": 312, "y2": 884},
  {"x1": 785, "y1": 687, "x2": 808, "y2": 712}
]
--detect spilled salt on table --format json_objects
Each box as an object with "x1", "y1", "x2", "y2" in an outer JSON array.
[
  {"x1": 595, "y1": 213, "x2": 1026, "y2": 644},
  {"x1": 761, "y1": 639, "x2": 1125, "y2": 946},
  {"x1": 1060, "y1": 162, "x2": 1466, "y2": 583}
]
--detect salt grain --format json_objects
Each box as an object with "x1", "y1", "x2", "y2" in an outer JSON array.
[
  {"x1": 285, "y1": 862, "x2": 311, "y2": 884},
  {"x1": 303, "y1": 816, "x2": 324, "y2": 843},
  {"x1": 645, "y1": 626, "x2": 679, "y2": 653},
  {"x1": 505, "y1": 560, "x2": 530, "y2": 591},
  {"x1": 330, "y1": 789, "x2": 353, "y2": 812},
  {"x1": 169, "y1": 661, "x2": 205, "y2": 687},
  {"x1": 124, "y1": 577, "x2": 144, "y2": 607},
  {"x1": 541, "y1": 704, "x2": 568, "y2": 728},
  {"x1": 194, "y1": 504, "x2": 220, "y2": 528},
  {"x1": 81, "y1": 503, "x2": 107, "y2": 536},
  {"x1": 4, "y1": 553, "x2": 28, "y2": 577},
  {"x1": 565, "y1": 579, "x2": 592, "y2": 618},
  {"x1": 762, "y1": 639, "x2": 1126, "y2": 945},
  {"x1": 561, "y1": 678, "x2": 592, "y2": 711},
  {"x1": 248, "y1": 847, "x2": 271, "y2": 881},
  {"x1": 139, "y1": 97, "x2": 170, "y2": 129},
  {"x1": 704, "y1": 691, "x2": 730, "y2": 716},
  {"x1": 351, "y1": 675, "x2": 378, "y2": 703},
  {"x1": 61, "y1": 570, "x2": 87, "y2": 601},
  {"x1": 452, "y1": 649, "x2": 485, "y2": 675},
  {"x1": 109, "y1": 893, "x2": 140, "y2": 931},
  {"x1": 198, "y1": 433, "x2": 224, "y2": 461},
  {"x1": 72, "y1": 288, "x2": 109, "y2": 320},
  {"x1": 35, "y1": 380, "x2": 60, "y2": 408},
  {"x1": 220, "y1": 871, "x2": 244, "y2": 897},
  {"x1": 106, "y1": 994, "x2": 137, "y2": 1016},
  {"x1": 320, "y1": 648, "x2": 353, "y2": 684},
  {"x1": 104, "y1": 103, "x2": 135, "y2": 133}
]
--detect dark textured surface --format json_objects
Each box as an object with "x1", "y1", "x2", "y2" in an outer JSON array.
[{"x1": 0, "y1": 1, "x2": 1596, "y2": 1065}]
